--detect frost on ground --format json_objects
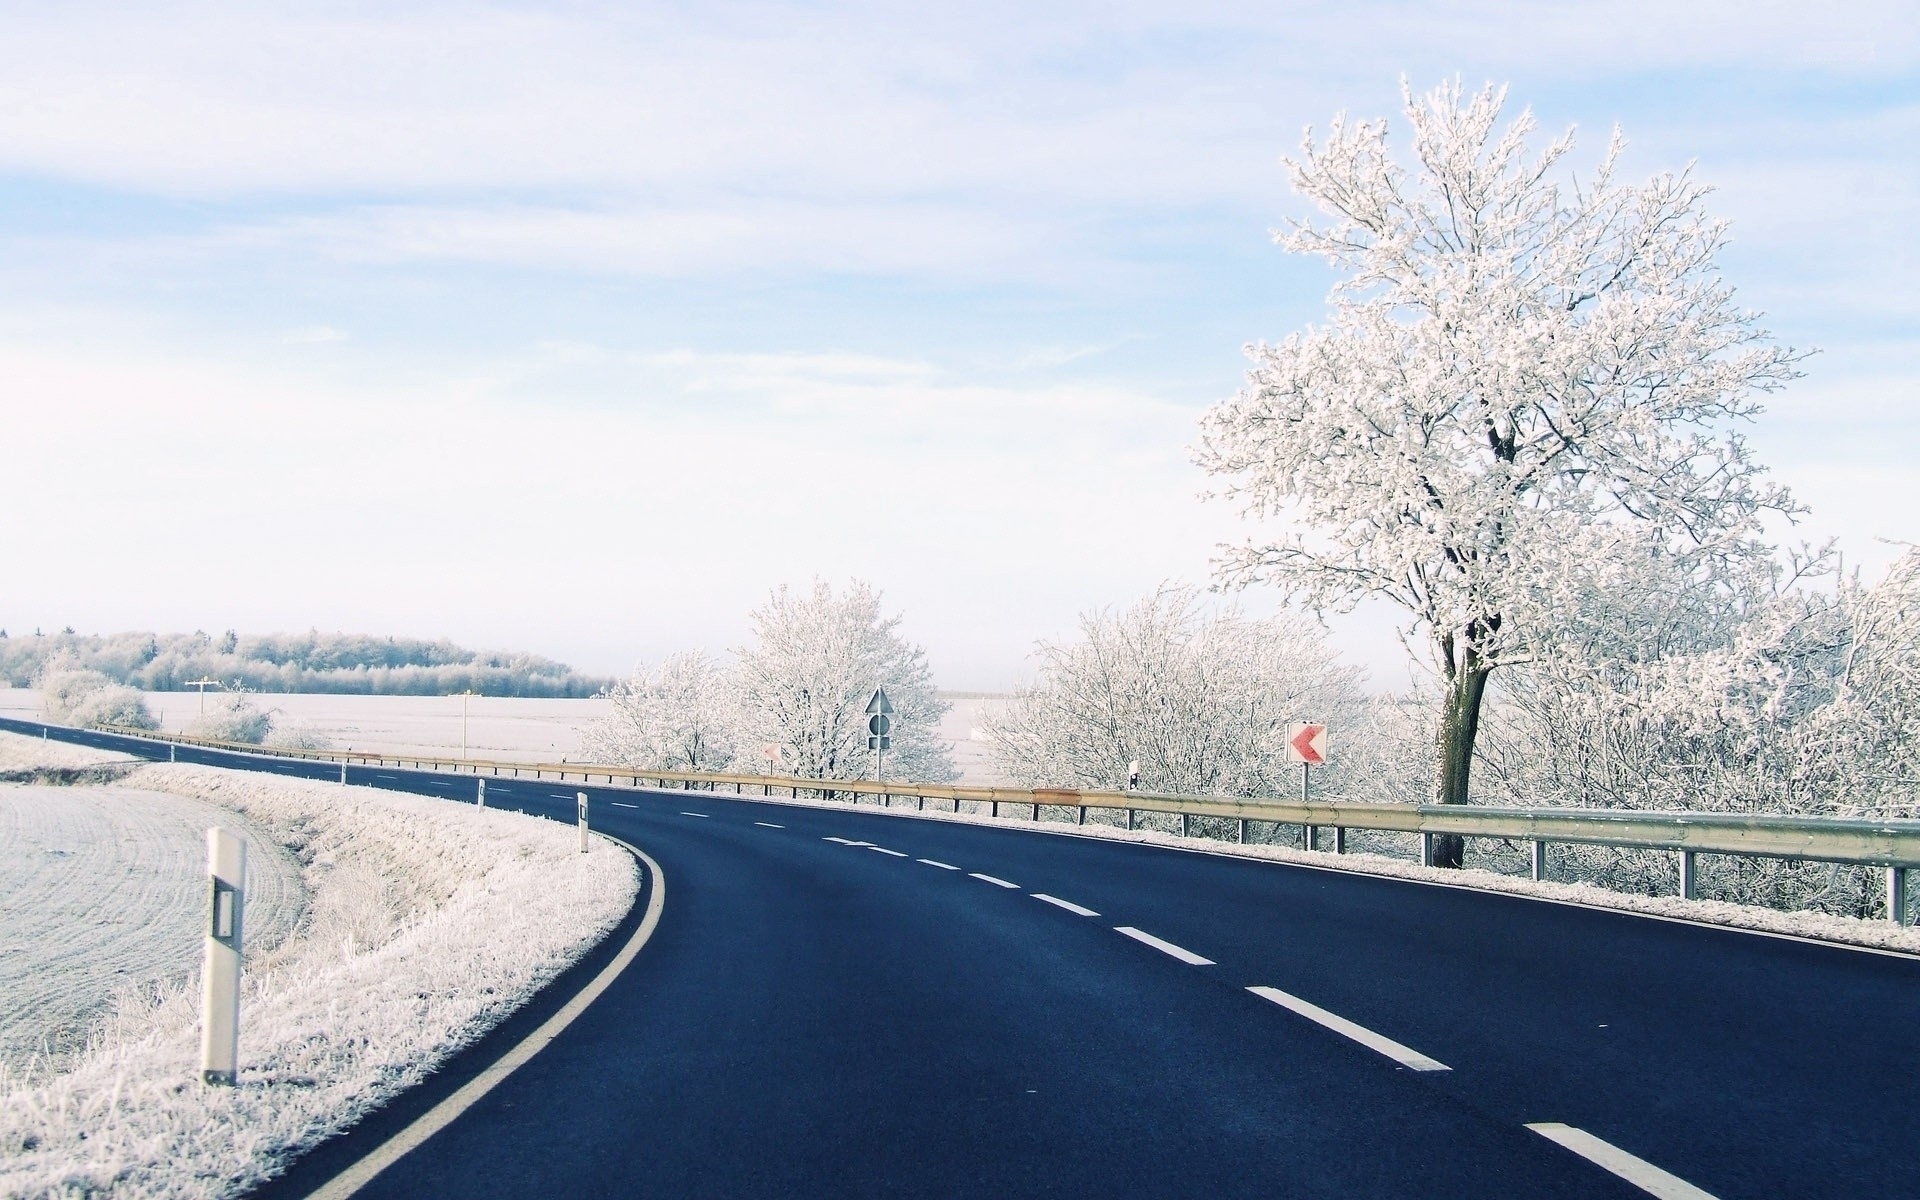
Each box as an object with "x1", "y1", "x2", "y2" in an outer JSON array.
[
  {"x1": 0, "y1": 785, "x2": 306, "y2": 1078},
  {"x1": 0, "y1": 733, "x2": 134, "y2": 775},
  {"x1": 748, "y1": 788, "x2": 1920, "y2": 956},
  {"x1": 0, "y1": 750, "x2": 639, "y2": 1200}
]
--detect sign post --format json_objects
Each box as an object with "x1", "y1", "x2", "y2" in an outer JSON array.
[
  {"x1": 200, "y1": 827, "x2": 246, "y2": 1086},
  {"x1": 866, "y1": 689, "x2": 894, "y2": 782},
  {"x1": 1287, "y1": 723, "x2": 1329, "y2": 849}
]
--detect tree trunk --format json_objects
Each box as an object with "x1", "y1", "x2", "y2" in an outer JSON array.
[{"x1": 1432, "y1": 649, "x2": 1493, "y2": 869}]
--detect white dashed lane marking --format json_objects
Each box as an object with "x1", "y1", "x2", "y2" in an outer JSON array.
[
  {"x1": 1525, "y1": 1124, "x2": 1719, "y2": 1199},
  {"x1": 680, "y1": 812, "x2": 709, "y2": 818},
  {"x1": 917, "y1": 859, "x2": 960, "y2": 870},
  {"x1": 867, "y1": 847, "x2": 909, "y2": 857},
  {"x1": 1032, "y1": 894, "x2": 1099, "y2": 917},
  {"x1": 1114, "y1": 927, "x2": 1214, "y2": 966},
  {"x1": 1246, "y1": 986, "x2": 1450, "y2": 1072},
  {"x1": 612, "y1": 802, "x2": 638, "y2": 809},
  {"x1": 754, "y1": 822, "x2": 784, "y2": 828},
  {"x1": 969, "y1": 873, "x2": 1020, "y2": 889}
]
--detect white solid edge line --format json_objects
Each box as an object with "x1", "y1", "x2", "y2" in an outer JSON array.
[
  {"x1": 1113, "y1": 926, "x2": 1214, "y2": 965},
  {"x1": 917, "y1": 858, "x2": 960, "y2": 870},
  {"x1": 754, "y1": 822, "x2": 784, "y2": 828},
  {"x1": 679, "y1": 811, "x2": 709, "y2": 818},
  {"x1": 1032, "y1": 893, "x2": 1099, "y2": 917},
  {"x1": 1245, "y1": 986, "x2": 1450, "y2": 1072},
  {"x1": 969, "y1": 872, "x2": 1020, "y2": 889},
  {"x1": 868, "y1": 846, "x2": 909, "y2": 857},
  {"x1": 1525, "y1": 1124, "x2": 1719, "y2": 1200},
  {"x1": 309, "y1": 837, "x2": 666, "y2": 1200}
]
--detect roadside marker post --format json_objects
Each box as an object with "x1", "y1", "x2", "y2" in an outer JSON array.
[
  {"x1": 200, "y1": 827, "x2": 246, "y2": 1086},
  {"x1": 477, "y1": 778, "x2": 486, "y2": 807},
  {"x1": 578, "y1": 792, "x2": 589, "y2": 853},
  {"x1": 1288, "y1": 723, "x2": 1329, "y2": 850}
]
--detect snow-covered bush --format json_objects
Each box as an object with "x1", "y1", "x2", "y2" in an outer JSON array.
[
  {"x1": 580, "y1": 650, "x2": 736, "y2": 771},
  {"x1": 734, "y1": 579, "x2": 955, "y2": 782},
  {"x1": 37, "y1": 667, "x2": 158, "y2": 730},
  {"x1": 263, "y1": 724, "x2": 333, "y2": 751},
  {"x1": 185, "y1": 692, "x2": 272, "y2": 744},
  {"x1": 985, "y1": 585, "x2": 1364, "y2": 797},
  {"x1": 1467, "y1": 545, "x2": 1920, "y2": 917}
]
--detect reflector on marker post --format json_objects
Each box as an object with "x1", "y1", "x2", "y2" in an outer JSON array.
[
  {"x1": 200, "y1": 827, "x2": 246, "y2": 1086},
  {"x1": 578, "y1": 791, "x2": 589, "y2": 853}
]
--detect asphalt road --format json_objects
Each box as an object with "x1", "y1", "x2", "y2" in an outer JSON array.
[{"x1": 13, "y1": 719, "x2": 1918, "y2": 1199}]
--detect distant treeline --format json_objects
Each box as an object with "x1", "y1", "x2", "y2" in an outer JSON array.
[{"x1": 0, "y1": 629, "x2": 613, "y2": 698}]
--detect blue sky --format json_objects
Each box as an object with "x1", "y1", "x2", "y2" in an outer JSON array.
[{"x1": 4, "y1": 1, "x2": 1916, "y2": 690}]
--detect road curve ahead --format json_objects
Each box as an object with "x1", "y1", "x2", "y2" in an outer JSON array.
[{"x1": 14, "y1": 724, "x2": 1917, "y2": 1199}]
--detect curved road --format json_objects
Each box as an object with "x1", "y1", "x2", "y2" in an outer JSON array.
[{"x1": 15, "y1": 722, "x2": 1918, "y2": 1199}]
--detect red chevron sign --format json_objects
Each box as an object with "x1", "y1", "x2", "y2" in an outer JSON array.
[{"x1": 1287, "y1": 723, "x2": 1327, "y2": 765}]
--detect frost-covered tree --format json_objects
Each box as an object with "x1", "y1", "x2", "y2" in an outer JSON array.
[
  {"x1": 579, "y1": 650, "x2": 737, "y2": 771},
  {"x1": 1197, "y1": 80, "x2": 1802, "y2": 865},
  {"x1": 734, "y1": 580, "x2": 954, "y2": 782},
  {"x1": 985, "y1": 586, "x2": 1364, "y2": 796}
]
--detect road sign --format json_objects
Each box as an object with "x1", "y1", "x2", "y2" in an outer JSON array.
[
  {"x1": 868, "y1": 713, "x2": 891, "y2": 738},
  {"x1": 866, "y1": 689, "x2": 893, "y2": 716},
  {"x1": 1287, "y1": 723, "x2": 1328, "y2": 766}
]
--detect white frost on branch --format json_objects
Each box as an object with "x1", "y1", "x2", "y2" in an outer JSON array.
[
  {"x1": 984, "y1": 585, "x2": 1365, "y2": 796},
  {"x1": 1197, "y1": 78, "x2": 1804, "y2": 814}
]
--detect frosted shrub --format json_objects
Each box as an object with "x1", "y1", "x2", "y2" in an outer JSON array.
[
  {"x1": 985, "y1": 585, "x2": 1365, "y2": 796},
  {"x1": 37, "y1": 667, "x2": 113, "y2": 722},
  {"x1": 581, "y1": 650, "x2": 736, "y2": 771},
  {"x1": 70, "y1": 683, "x2": 159, "y2": 730},
  {"x1": 186, "y1": 693, "x2": 272, "y2": 744},
  {"x1": 264, "y1": 725, "x2": 333, "y2": 751}
]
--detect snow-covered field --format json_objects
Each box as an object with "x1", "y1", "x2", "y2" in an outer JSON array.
[
  {"x1": 0, "y1": 733, "x2": 639, "y2": 1200},
  {"x1": 0, "y1": 785, "x2": 306, "y2": 1077},
  {"x1": 0, "y1": 688, "x2": 1012, "y2": 780}
]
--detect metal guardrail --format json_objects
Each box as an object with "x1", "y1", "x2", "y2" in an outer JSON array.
[{"x1": 16, "y1": 717, "x2": 1915, "y2": 925}]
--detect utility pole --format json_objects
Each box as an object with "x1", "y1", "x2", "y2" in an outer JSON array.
[{"x1": 186, "y1": 677, "x2": 222, "y2": 714}]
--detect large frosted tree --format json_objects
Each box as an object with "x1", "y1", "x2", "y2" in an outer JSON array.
[
  {"x1": 733, "y1": 579, "x2": 955, "y2": 783},
  {"x1": 1197, "y1": 80, "x2": 1802, "y2": 865}
]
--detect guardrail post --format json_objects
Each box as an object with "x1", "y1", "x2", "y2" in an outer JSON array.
[
  {"x1": 1531, "y1": 839, "x2": 1547, "y2": 882},
  {"x1": 1078, "y1": 805, "x2": 1087, "y2": 826},
  {"x1": 1421, "y1": 832, "x2": 1436, "y2": 867},
  {"x1": 1333, "y1": 826, "x2": 1346, "y2": 854},
  {"x1": 200, "y1": 828, "x2": 245, "y2": 1086},
  {"x1": 1304, "y1": 825, "x2": 1315, "y2": 852},
  {"x1": 1126, "y1": 808, "x2": 1136, "y2": 831},
  {"x1": 1181, "y1": 813, "x2": 1191, "y2": 838},
  {"x1": 1890, "y1": 867, "x2": 1909, "y2": 926},
  {"x1": 1679, "y1": 850, "x2": 1698, "y2": 900},
  {"x1": 991, "y1": 800, "x2": 999, "y2": 818},
  {"x1": 1236, "y1": 818, "x2": 1246, "y2": 844}
]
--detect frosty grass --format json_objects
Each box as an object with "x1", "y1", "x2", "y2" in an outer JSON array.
[{"x1": 0, "y1": 737, "x2": 639, "y2": 1200}]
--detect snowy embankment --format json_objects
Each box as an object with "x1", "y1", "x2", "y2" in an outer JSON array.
[
  {"x1": 0, "y1": 736, "x2": 640, "y2": 1200},
  {"x1": 0, "y1": 785, "x2": 306, "y2": 1076},
  {"x1": 762, "y1": 790, "x2": 1920, "y2": 955}
]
